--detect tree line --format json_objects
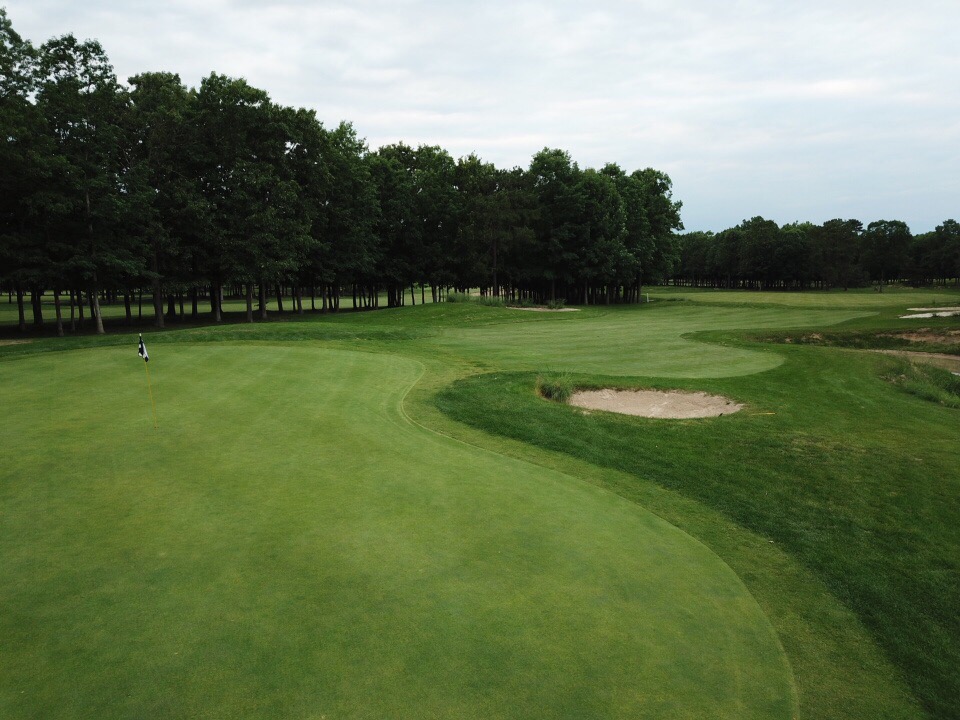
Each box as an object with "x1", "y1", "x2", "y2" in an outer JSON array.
[
  {"x1": 674, "y1": 217, "x2": 960, "y2": 290},
  {"x1": 0, "y1": 9, "x2": 682, "y2": 335}
]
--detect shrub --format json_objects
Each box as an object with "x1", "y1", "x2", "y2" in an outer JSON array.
[
  {"x1": 446, "y1": 291, "x2": 504, "y2": 307},
  {"x1": 505, "y1": 298, "x2": 536, "y2": 308},
  {"x1": 546, "y1": 298, "x2": 566, "y2": 310}
]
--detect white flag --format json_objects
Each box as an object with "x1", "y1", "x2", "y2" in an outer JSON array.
[{"x1": 138, "y1": 334, "x2": 149, "y2": 362}]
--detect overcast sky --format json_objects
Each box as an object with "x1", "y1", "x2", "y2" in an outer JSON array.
[{"x1": 5, "y1": 0, "x2": 959, "y2": 232}]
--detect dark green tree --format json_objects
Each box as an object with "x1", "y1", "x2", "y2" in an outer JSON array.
[
  {"x1": 35, "y1": 33, "x2": 132, "y2": 334},
  {"x1": 861, "y1": 219, "x2": 912, "y2": 286}
]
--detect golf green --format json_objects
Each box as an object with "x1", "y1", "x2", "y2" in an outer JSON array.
[{"x1": 1, "y1": 344, "x2": 794, "y2": 719}]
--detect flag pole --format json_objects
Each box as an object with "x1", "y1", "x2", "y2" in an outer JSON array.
[
  {"x1": 143, "y1": 360, "x2": 159, "y2": 429},
  {"x1": 138, "y1": 333, "x2": 158, "y2": 429}
]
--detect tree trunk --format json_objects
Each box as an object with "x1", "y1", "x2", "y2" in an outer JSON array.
[
  {"x1": 211, "y1": 282, "x2": 222, "y2": 322},
  {"x1": 124, "y1": 291, "x2": 132, "y2": 325},
  {"x1": 69, "y1": 289, "x2": 76, "y2": 332},
  {"x1": 30, "y1": 287, "x2": 43, "y2": 327},
  {"x1": 91, "y1": 279, "x2": 105, "y2": 335},
  {"x1": 77, "y1": 288, "x2": 85, "y2": 328},
  {"x1": 152, "y1": 253, "x2": 164, "y2": 327},
  {"x1": 166, "y1": 294, "x2": 177, "y2": 321},
  {"x1": 410, "y1": 283, "x2": 416, "y2": 306},
  {"x1": 276, "y1": 285, "x2": 284, "y2": 313},
  {"x1": 296, "y1": 286, "x2": 303, "y2": 314},
  {"x1": 246, "y1": 282, "x2": 254, "y2": 322},
  {"x1": 492, "y1": 237, "x2": 499, "y2": 296},
  {"x1": 258, "y1": 282, "x2": 268, "y2": 320},
  {"x1": 54, "y1": 289, "x2": 64, "y2": 337},
  {"x1": 191, "y1": 287, "x2": 199, "y2": 319}
]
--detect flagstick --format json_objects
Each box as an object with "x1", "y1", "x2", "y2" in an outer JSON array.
[{"x1": 143, "y1": 360, "x2": 159, "y2": 430}]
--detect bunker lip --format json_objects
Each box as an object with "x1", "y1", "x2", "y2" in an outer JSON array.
[{"x1": 569, "y1": 388, "x2": 743, "y2": 418}]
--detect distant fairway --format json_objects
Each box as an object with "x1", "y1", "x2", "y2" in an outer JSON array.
[
  {"x1": 427, "y1": 304, "x2": 871, "y2": 377},
  {"x1": 1, "y1": 345, "x2": 793, "y2": 719}
]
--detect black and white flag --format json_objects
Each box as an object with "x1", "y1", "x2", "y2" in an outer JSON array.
[{"x1": 138, "y1": 334, "x2": 149, "y2": 362}]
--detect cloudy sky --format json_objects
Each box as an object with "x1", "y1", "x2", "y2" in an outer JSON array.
[{"x1": 5, "y1": 0, "x2": 959, "y2": 232}]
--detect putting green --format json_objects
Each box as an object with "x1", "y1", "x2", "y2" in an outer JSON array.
[{"x1": 1, "y1": 344, "x2": 794, "y2": 719}]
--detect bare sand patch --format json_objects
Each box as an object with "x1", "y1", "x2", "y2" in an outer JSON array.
[
  {"x1": 880, "y1": 329, "x2": 960, "y2": 344},
  {"x1": 0, "y1": 339, "x2": 31, "y2": 347},
  {"x1": 907, "y1": 306, "x2": 960, "y2": 312},
  {"x1": 507, "y1": 306, "x2": 580, "y2": 312},
  {"x1": 569, "y1": 388, "x2": 743, "y2": 418}
]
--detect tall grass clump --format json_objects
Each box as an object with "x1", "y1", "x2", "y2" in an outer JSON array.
[
  {"x1": 886, "y1": 359, "x2": 960, "y2": 408},
  {"x1": 536, "y1": 373, "x2": 574, "y2": 403}
]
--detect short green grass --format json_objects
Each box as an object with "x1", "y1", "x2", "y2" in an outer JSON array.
[
  {"x1": 1, "y1": 345, "x2": 793, "y2": 719},
  {"x1": 2, "y1": 285, "x2": 959, "y2": 719}
]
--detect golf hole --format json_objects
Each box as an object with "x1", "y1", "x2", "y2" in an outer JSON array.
[{"x1": 569, "y1": 388, "x2": 743, "y2": 419}]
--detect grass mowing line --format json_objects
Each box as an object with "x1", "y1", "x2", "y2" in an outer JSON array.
[
  {"x1": 392, "y1": 363, "x2": 800, "y2": 718},
  {"x1": 2, "y1": 342, "x2": 798, "y2": 719},
  {"x1": 432, "y1": 339, "x2": 952, "y2": 718},
  {"x1": 408, "y1": 364, "x2": 920, "y2": 720},
  {"x1": 393, "y1": 358, "x2": 801, "y2": 716}
]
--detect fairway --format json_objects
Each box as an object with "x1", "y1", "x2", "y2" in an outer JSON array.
[
  {"x1": 427, "y1": 303, "x2": 871, "y2": 377},
  {"x1": 1, "y1": 345, "x2": 793, "y2": 719}
]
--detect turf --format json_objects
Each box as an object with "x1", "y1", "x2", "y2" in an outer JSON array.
[
  {"x1": 2, "y1": 285, "x2": 959, "y2": 719},
  {"x1": 1, "y1": 345, "x2": 793, "y2": 719}
]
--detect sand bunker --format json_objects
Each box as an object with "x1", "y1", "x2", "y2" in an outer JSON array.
[
  {"x1": 507, "y1": 306, "x2": 580, "y2": 312},
  {"x1": 0, "y1": 339, "x2": 31, "y2": 347},
  {"x1": 900, "y1": 309, "x2": 960, "y2": 319},
  {"x1": 569, "y1": 388, "x2": 743, "y2": 418}
]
